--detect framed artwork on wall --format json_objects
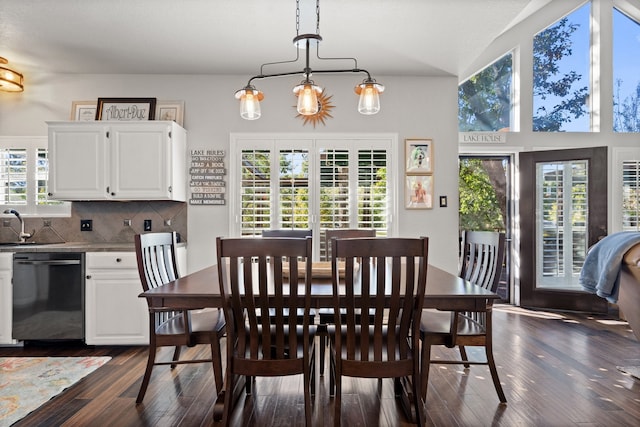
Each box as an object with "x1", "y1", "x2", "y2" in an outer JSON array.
[
  {"x1": 405, "y1": 174, "x2": 433, "y2": 209},
  {"x1": 95, "y1": 97, "x2": 157, "y2": 121},
  {"x1": 156, "y1": 100, "x2": 185, "y2": 126},
  {"x1": 70, "y1": 101, "x2": 97, "y2": 121},
  {"x1": 405, "y1": 138, "x2": 433, "y2": 174}
]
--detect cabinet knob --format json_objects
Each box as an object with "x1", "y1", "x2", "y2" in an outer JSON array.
[
  {"x1": 86, "y1": 275, "x2": 91, "y2": 279},
  {"x1": 116, "y1": 258, "x2": 122, "y2": 263},
  {"x1": 48, "y1": 192, "x2": 53, "y2": 197}
]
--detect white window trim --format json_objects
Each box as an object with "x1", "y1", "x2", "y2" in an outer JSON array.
[
  {"x1": 0, "y1": 136, "x2": 71, "y2": 217},
  {"x1": 229, "y1": 132, "x2": 399, "y2": 239}
]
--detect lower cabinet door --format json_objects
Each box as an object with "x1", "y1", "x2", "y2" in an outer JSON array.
[{"x1": 85, "y1": 253, "x2": 148, "y2": 345}]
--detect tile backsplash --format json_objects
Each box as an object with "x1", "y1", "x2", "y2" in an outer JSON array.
[{"x1": 0, "y1": 201, "x2": 187, "y2": 244}]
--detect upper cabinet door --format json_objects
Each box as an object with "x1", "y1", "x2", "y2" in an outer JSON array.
[
  {"x1": 48, "y1": 123, "x2": 109, "y2": 200},
  {"x1": 110, "y1": 124, "x2": 170, "y2": 200}
]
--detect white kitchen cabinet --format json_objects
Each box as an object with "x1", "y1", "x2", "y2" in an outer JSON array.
[
  {"x1": 0, "y1": 253, "x2": 14, "y2": 344},
  {"x1": 47, "y1": 121, "x2": 186, "y2": 201},
  {"x1": 84, "y1": 252, "x2": 149, "y2": 345}
]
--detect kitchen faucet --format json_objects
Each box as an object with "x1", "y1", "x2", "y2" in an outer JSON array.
[{"x1": 3, "y1": 209, "x2": 33, "y2": 242}]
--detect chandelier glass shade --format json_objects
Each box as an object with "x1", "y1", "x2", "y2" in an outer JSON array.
[
  {"x1": 0, "y1": 57, "x2": 24, "y2": 93},
  {"x1": 234, "y1": 0, "x2": 383, "y2": 120}
]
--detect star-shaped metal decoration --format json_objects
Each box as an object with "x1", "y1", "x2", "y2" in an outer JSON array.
[{"x1": 295, "y1": 91, "x2": 335, "y2": 127}]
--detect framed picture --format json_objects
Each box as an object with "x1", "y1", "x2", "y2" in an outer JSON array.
[
  {"x1": 70, "y1": 101, "x2": 97, "y2": 121},
  {"x1": 156, "y1": 100, "x2": 185, "y2": 126},
  {"x1": 405, "y1": 139, "x2": 433, "y2": 174},
  {"x1": 96, "y1": 97, "x2": 156, "y2": 121},
  {"x1": 405, "y1": 175, "x2": 433, "y2": 209}
]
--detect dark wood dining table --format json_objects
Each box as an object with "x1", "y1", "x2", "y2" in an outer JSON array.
[{"x1": 140, "y1": 262, "x2": 500, "y2": 421}]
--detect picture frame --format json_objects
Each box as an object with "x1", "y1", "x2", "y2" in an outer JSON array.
[
  {"x1": 96, "y1": 97, "x2": 156, "y2": 121},
  {"x1": 405, "y1": 175, "x2": 433, "y2": 209},
  {"x1": 156, "y1": 100, "x2": 185, "y2": 126},
  {"x1": 405, "y1": 138, "x2": 433, "y2": 174},
  {"x1": 70, "y1": 101, "x2": 97, "y2": 121}
]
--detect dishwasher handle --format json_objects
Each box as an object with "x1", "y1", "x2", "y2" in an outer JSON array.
[{"x1": 15, "y1": 259, "x2": 82, "y2": 266}]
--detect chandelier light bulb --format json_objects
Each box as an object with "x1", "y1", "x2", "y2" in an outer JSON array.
[
  {"x1": 355, "y1": 80, "x2": 384, "y2": 115},
  {"x1": 235, "y1": 86, "x2": 264, "y2": 120},
  {"x1": 294, "y1": 82, "x2": 322, "y2": 116}
]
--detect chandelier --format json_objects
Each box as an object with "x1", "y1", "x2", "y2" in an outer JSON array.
[
  {"x1": 234, "y1": 0, "x2": 384, "y2": 120},
  {"x1": 0, "y1": 57, "x2": 24, "y2": 92}
]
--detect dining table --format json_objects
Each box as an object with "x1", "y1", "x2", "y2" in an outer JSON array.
[{"x1": 139, "y1": 262, "x2": 500, "y2": 422}]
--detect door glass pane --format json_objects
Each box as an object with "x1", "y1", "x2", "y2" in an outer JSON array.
[
  {"x1": 536, "y1": 160, "x2": 588, "y2": 289},
  {"x1": 240, "y1": 149, "x2": 271, "y2": 236},
  {"x1": 278, "y1": 149, "x2": 310, "y2": 229},
  {"x1": 357, "y1": 149, "x2": 388, "y2": 233},
  {"x1": 622, "y1": 160, "x2": 640, "y2": 230}
]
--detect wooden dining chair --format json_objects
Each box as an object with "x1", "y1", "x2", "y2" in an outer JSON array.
[
  {"x1": 318, "y1": 228, "x2": 377, "y2": 375},
  {"x1": 328, "y1": 237, "x2": 429, "y2": 426},
  {"x1": 420, "y1": 230, "x2": 506, "y2": 404},
  {"x1": 216, "y1": 236, "x2": 316, "y2": 426},
  {"x1": 134, "y1": 232, "x2": 225, "y2": 404}
]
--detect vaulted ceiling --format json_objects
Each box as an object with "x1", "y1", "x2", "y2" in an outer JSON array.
[{"x1": 0, "y1": 0, "x2": 552, "y2": 79}]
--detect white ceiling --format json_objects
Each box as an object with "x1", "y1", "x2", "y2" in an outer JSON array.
[{"x1": 0, "y1": 0, "x2": 551, "y2": 79}]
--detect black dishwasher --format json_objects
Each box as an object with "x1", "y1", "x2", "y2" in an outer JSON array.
[{"x1": 12, "y1": 252, "x2": 85, "y2": 342}]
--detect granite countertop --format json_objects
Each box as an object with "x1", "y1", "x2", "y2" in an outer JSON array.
[{"x1": 0, "y1": 242, "x2": 136, "y2": 253}]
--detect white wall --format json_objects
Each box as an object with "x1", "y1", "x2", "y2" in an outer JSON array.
[{"x1": 0, "y1": 73, "x2": 460, "y2": 274}]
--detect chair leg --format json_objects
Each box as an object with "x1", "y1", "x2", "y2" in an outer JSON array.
[
  {"x1": 310, "y1": 346, "x2": 316, "y2": 397},
  {"x1": 319, "y1": 333, "x2": 326, "y2": 376},
  {"x1": 303, "y1": 361, "x2": 313, "y2": 426},
  {"x1": 170, "y1": 345, "x2": 182, "y2": 369},
  {"x1": 329, "y1": 348, "x2": 336, "y2": 397},
  {"x1": 136, "y1": 346, "x2": 157, "y2": 404},
  {"x1": 420, "y1": 341, "x2": 432, "y2": 401},
  {"x1": 485, "y1": 345, "x2": 507, "y2": 403},
  {"x1": 221, "y1": 365, "x2": 235, "y2": 427},
  {"x1": 333, "y1": 372, "x2": 341, "y2": 427},
  {"x1": 459, "y1": 345, "x2": 471, "y2": 368},
  {"x1": 210, "y1": 335, "x2": 224, "y2": 395},
  {"x1": 412, "y1": 369, "x2": 425, "y2": 426}
]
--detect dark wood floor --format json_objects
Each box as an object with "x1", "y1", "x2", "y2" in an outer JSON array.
[{"x1": 2, "y1": 305, "x2": 639, "y2": 426}]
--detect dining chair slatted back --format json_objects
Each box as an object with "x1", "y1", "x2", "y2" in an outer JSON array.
[
  {"x1": 135, "y1": 232, "x2": 225, "y2": 404},
  {"x1": 216, "y1": 236, "x2": 316, "y2": 426},
  {"x1": 420, "y1": 230, "x2": 506, "y2": 404},
  {"x1": 318, "y1": 228, "x2": 377, "y2": 375},
  {"x1": 459, "y1": 230, "x2": 506, "y2": 292},
  {"x1": 329, "y1": 237, "x2": 428, "y2": 426}
]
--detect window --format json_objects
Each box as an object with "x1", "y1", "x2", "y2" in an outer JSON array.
[
  {"x1": 230, "y1": 134, "x2": 396, "y2": 260},
  {"x1": 613, "y1": 8, "x2": 640, "y2": 132},
  {"x1": 458, "y1": 53, "x2": 513, "y2": 131},
  {"x1": 533, "y1": 3, "x2": 590, "y2": 132},
  {"x1": 0, "y1": 137, "x2": 70, "y2": 216},
  {"x1": 622, "y1": 160, "x2": 640, "y2": 230},
  {"x1": 536, "y1": 160, "x2": 588, "y2": 287}
]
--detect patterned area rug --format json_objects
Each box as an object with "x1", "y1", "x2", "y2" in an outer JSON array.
[{"x1": 0, "y1": 356, "x2": 111, "y2": 427}]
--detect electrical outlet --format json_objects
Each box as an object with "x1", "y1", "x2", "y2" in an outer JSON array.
[
  {"x1": 144, "y1": 219, "x2": 152, "y2": 232},
  {"x1": 124, "y1": 219, "x2": 132, "y2": 227},
  {"x1": 439, "y1": 196, "x2": 448, "y2": 207},
  {"x1": 80, "y1": 219, "x2": 93, "y2": 231}
]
